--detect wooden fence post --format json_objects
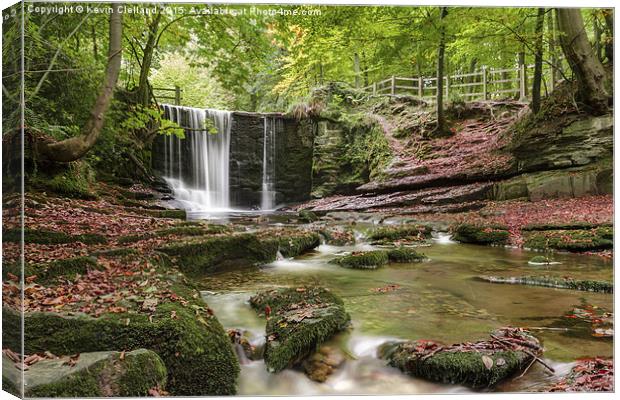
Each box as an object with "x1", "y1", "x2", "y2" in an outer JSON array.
[
  {"x1": 482, "y1": 66, "x2": 487, "y2": 100},
  {"x1": 373, "y1": 82, "x2": 377, "y2": 95},
  {"x1": 174, "y1": 86, "x2": 181, "y2": 105},
  {"x1": 390, "y1": 75, "x2": 396, "y2": 95},
  {"x1": 418, "y1": 77, "x2": 423, "y2": 98},
  {"x1": 519, "y1": 64, "x2": 526, "y2": 101}
]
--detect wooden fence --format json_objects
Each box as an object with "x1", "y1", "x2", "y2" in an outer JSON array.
[
  {"x1": 362, "y1": 64, "x2": 557, "y2": 103},
  {"x1": 153, "y1": 86, "x2": 182, "y2": 105}
]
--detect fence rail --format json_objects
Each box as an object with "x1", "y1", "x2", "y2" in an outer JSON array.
[
  {"x1": 152, "y1": 86, "x2": 182, "y2": 105},
  {"x1": 361, "y1": 63, "x2": 557, "y2": 103}
]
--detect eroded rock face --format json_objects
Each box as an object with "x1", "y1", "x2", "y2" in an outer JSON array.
[
  {"x1": 2, "y1": 349, "x2": 166, "y2": 397},
  {"x1": 511, "y1": 114, "x2": 613, "y2": 173}
]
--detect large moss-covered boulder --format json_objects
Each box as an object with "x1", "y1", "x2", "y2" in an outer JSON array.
[
  {"x1": 332, "y1": 250, "x2": 389, "y2": 269},
  {"x1": 249, "y1": 287, "x2": 350, "y2": 373},
  {"x1": 523, "y1": 226, "x2": 613, "y2": 252},
  {"x1": 369, "y1": 224, "x2": 432, "y2": 245},
  {"x1": 452, "y1": 223, "x2": 509, "y2": 245},
  {"x1": 2, "y1": 303, "x2": 239, "y2": 395},
  {"x1": 2, "y1": 349, "x2": 166, "y2": 397},
  {"x1": 379, "y1": 328, "x2": 542, "y2": 388},
  {"x1": 277, "y1": 231, "x2": 321, "y2": 258}
]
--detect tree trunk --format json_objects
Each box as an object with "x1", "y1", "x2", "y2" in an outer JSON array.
[
  {"x1": 603, "y1": 10, "x2": 613, "y2": 63},
  {"x1": 548, "y1": 9, "x2": 558, "y2": 87},
  {"x1": 353, "y1": 52, "x2": 361, "y2": 88},
  {"x1": 39, "y1": 4, "x2": 123, "y2": 162},
  {"x1": 593, "y1": 13, "x2": 603, "y2": 62},
  {"x1": 531, "y1": 8, "x2": 545, "y2": 113},
  {"x1": 556, "y1": 8, "x2": 609, "y2": 114},
  {"x1": 517, "y1": 49, "x2": 527, "y2": 99},
  {"x1": 136, "y1": 11, "x2": 162, "y2": 106},
  {"x1": 434, "y1": 7, "x2": 449, "y2": 136}
]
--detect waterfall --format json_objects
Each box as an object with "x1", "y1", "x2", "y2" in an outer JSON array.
[
  {"x1": 162, "y1": 104, "x2": 231, "y2": 211},
  {"x1": 261, "y1": 117, "x2": 277, "y2": 210}
]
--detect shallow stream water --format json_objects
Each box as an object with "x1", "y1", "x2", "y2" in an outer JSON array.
[{"x1": 200, "y1": 225, "x2": 613, "y2": 394}]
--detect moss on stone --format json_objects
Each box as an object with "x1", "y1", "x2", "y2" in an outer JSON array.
[
  {"x1": 118, "y1": 225, "x2": 230, "y2": 244},
  {"x1": 522, "y1": 222, "x2": 612, "y2": 231},
  {"x1": 3, "y1": 349, "x2": 167, "y2": 397},
  {"x1": 380, "y1": 329, "x2": 540, "y2": 388},
  {"x1": 528, "y1": 255, "x2": 552, "y2": 264},
  {"x1": 319, "y1": 226, "x2": 356, "y2": 246},
  {"x1": 298, "y1": 209, "x2": 319, "y2": 223},
  {"x1": 33, "y1": 162, "x2": 97, "y2": 200},
  {"x1": 125, "y1": 208, "x2": 186, "y2": 219},
  {"x1": 3, "y1": 228, "x2": 107, "y2": 245},
  {"x1": 158, "y1": 233, "x2": 278, "y2": 275},
  {"x1": 452, "y1": 223, "x2": 509, "y2": 245},
  {"x1": 524, "y1": 227, "x2": 613, "y2": 252},
  {"x1": 278, "y1": 232, "x2": 321, "y2": 258},
  {"x1": 477, "y1": 275, "x2": 613, "y2": 293},
  {"x1": 3, "y1": 301, "x2": 239, "y2": 395},
  {"x1": 333, "y1": 250, "x2": 389, "y2": 269},
  {"x1": 249, "y1": 287, "x2": 350, "y2": 373},
  {"x1": 387, "y1": 247, "x2": 427, "y2": 263},
  {"x1": 369, "y1": 224, "x2": 432, "y2": 245},
  {"x1": 91, "y1": 248, "x2": 140, "y2": 258},
  {"x1": 3, "y1": 256, "x2": 101, "y2": 284}
]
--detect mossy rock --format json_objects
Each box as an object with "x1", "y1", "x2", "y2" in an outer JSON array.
[
  {"x1": 522, "y1": 222, "x2": 612, "y2": 231},
  {"x1": 477, "y1": 275, "x2": 613, "y2": 293},
  {"x1": 523, "y1": 227, "x2": 613, "y2": 252},
  {"x1": 117, "y1": 225, "x2": 230, "y2": 244},
  {"x1": 319, "y1": 226, "x2": 355, "y2": 246},
  {"x1": 249, "y1": 287, "x2": 350, "y2": 373},
  {"x1": 380, "y1": 328, "x2": 541, "y2": 388},
  {"x1": 125, "y1": 208, "x2": 186, "y2": 219},
  {"x1": 452, "y1": 224, "x2": 509, "y2": 245},
  {"x1": 369, "y1": 224, "x2": 433, "y2": 245},
  {"x1": 2, "y1": 302, "x2": 239, "y2": 395},
  {"x1": 387, "y1": 247, "x2": 427, "y2": 263},
  {"x1": 31, "y1": 162, "x2": 97, "y2": 200},
  {"x1": 90, "y1": 248, "x2": 140, "y2": 258},
  {"x1": 528, "y1": 255, "x2": 552, "y2": 264},
  {"x1": 2, "y1": 256, "x2": 100, "y2": 284},
  {"x1": 298, "y1": 209, "x2": 319, "y2": 223},
  {"x1": 158, "y1": 233, "x2": 278, "y2": 275},
  {"x1": 332, "y1": 251, "x2": 389, "y2": 269},
  {"x1": 2, "y1": 349, "x2": 166, "y2": 397},
  {"x1": 277, "y1": 232, "x2": 321, "y2": 258},
  {"x1": 3, "y1": 228, "x2": 107, "y2": 245}
]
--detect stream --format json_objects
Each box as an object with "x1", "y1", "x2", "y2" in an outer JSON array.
[{"x1": 199, "y1": 222, "x2": 612, "y2": 394}]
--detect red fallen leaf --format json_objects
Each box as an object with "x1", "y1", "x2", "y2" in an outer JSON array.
[
  {"x1": 108, "y1": 306, "x2": 127, "y2": 313},
  {"x1": 170, "y1": 310, "x2": 178, "y2": 319},
  {"x1": 7, "y1": 273, "x2": 18, "y2": 282},
  {"x1": 119, "y1": 350, "x2": 125, "y2": 361},
  {"x1": 42, "y1": 296, "x2": 65, "y2": 306},
  {"x1": 148, "y1": 388, "x2": 161, "y2": 397},
  {"x1": 25, "y1": 275, "x2": 37, "y2": 283}
]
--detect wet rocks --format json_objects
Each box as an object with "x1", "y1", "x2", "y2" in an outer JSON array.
[
  {"x1": 302, "y1": 345, "x2": 346, "y2": 382},
  {"x1": 548, "y1": 357, "x2": 613, "y2": 392},
  {"x1": 387, "y1": 247, "x2": 427, "y2": 263},
  {"x1": 451, "y1": 223, "x2": 509, "y2": 245},
  {"x1": 2, "y1": 349, "x2": 166, "y2": 397},
  {"x1": 319, "y1": 226, "x2": 356, "y2": 246},
  {"x1": 369, "y1": 224, "x2": 432, "y2": 245},
  {"x1": 333, "y1": 251, "x2": 389, "y2": 269},
  {"x1": 249, "y1": 287, "x2": 350, "y2": 373},
  {"x1": 476, "y1": 275, "x2": 613, "y2": 293},
  {"x1": 523, "y1": 226, "x2": 613, "y2": 252},
  {"x1": 379, "y1": 328, "x2": 543, "y2": 388}
]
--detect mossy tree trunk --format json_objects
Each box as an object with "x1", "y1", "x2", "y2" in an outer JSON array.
[
  {"x1": 556, "y1": 8, "x2": 610, "y2": 115},
  {"x1": 37, "y1": 4, "x2": 122, "y2": 162},
  {"x1": 136, "y1": 10, "x2": 163, "y2": 106}
]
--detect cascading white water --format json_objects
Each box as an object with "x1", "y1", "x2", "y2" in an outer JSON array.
[
  {"x1": 260, "y1": 116, "x2": 277, "y2": 210},
  {"x1": 162, "y1": 104, "x2": 232, "y2": 211}
]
